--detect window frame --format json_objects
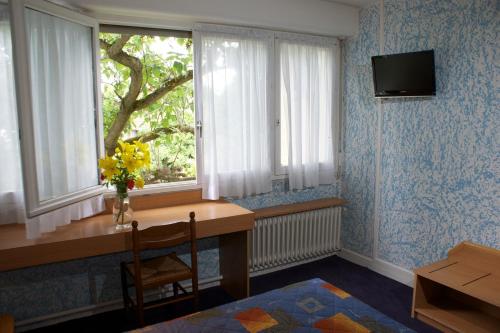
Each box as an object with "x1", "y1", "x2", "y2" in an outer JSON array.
[
  {"x1": 273, "y1": 33, "x2": 341, "y2": 178},
  {"x1": 9, "y1": 0, "x2": 104, "y2": 217},
  {"x1": 273, "y1": 36, "x2": 288, "y2": 177},
  {"x1": 98, "y1": 24, "x2": 201, "y2": 195}
]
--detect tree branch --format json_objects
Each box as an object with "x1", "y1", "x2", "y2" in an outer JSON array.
[
  {"x1": 107, "y1": 34, "x2": 132, "y2": 56},
  {"x1": 133, "y1": 70, "x2": 193, "y2": 111},
  {"x1": 124, "y1": 125, "x2": 194, "y2": 144},
  {"x1": 100, "y1": 36, "x2": 144, "y2": 154},
  {"x1": 100, "y1": 37, "x2": 143, "y2": 107}
]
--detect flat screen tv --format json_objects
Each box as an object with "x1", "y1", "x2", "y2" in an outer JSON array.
[{"x1": 371, "y1": 50, "x2": 436, "y2": 97}]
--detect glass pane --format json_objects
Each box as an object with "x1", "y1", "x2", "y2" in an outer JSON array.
[
  {"x1": 25, "y1": 8, "x2": 98, "y2": 201},
  {"x1": 279, "y1": 42, "x2": 333, "y2": 167}
]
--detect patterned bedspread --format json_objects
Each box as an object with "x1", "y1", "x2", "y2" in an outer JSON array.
[{"x1": 130, "y1": 278, "x2": 415, "y2": 332}]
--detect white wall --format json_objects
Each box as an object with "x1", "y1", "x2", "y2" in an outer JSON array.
[{"x1": 62, "y1": 0, "x2": 359, "y2": 37}]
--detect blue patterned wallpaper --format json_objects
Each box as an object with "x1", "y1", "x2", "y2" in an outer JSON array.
[
  {"x1": 0, "y1": 239, "x2": 220, "y2": 320},
  {"x1": 343, "y1": 0, "x2": 499, "y2": 269},
  {"x1": 341, "y1": 4, "x2": 380, "y2": 258},
  {"x1": 0, "y1": 180, "x2": 340, "y2": 322},
  {"x1": 228, "y1": 179, "x2": 341, "y2": 210}
]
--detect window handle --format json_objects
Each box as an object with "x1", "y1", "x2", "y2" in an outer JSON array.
[{"x1": 196, "y1": 120, "x2": 202, "y2": 138}]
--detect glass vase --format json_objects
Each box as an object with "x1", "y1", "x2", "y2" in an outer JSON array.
[{"x1": 113, "y1": 193, "x2": 133, "y2": 230}]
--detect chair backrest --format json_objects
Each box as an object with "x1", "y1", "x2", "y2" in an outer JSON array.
[
  {"x1": 131, "y1": 211, "x2": 197, "y2": 254},
  {"x1": 129, "y1": 211, "x2": 198, "y2": 305}
]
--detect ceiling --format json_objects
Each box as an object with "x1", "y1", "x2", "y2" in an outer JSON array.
[
  {"x1": 62, "y1": 0, "x2": 379, "y2": 13},
  {"x1": 322, "y1": 0, "x2": 377, "y2": 7}
]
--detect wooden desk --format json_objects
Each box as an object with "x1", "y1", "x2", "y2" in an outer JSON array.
[{"x1": 0, "y1": 200, "x2": 255, "y2": 299}]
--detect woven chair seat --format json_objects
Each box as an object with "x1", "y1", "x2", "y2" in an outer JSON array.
[{"x1": 126, "y1": 253, "x2": 192, "y2": 286}]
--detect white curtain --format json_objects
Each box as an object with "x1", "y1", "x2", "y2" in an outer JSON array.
[
  {"x1": 26, "y1": 8, "x2": 99, "y2": 201},
  {"x1": 194, "y1": 25, "x2": 272, "y2": 199},
  {"x1": 279, "y1": 35, "x2": 339, "y2": 190},
  {"x1": 0, "y1": 5, "x2": 103, "y2": 239},
  {"x1": 0, "y1": 4, "x2": 25, "y2": 227}
]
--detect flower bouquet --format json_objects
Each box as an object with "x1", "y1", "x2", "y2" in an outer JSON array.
[{"x1": 98, "y1": 140, "x2": 150, "y2": 230}]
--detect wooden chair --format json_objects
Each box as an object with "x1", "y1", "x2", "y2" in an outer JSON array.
[
  {"x1": 0, "y1": 314, "x2": 14, "y2": 333},
  {"x1": 120, "y1": 212, "x2": 198, "y2": 327}
]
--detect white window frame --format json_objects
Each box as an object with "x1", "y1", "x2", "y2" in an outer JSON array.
[
  {"x1": 9, "y1": 0, "x2": 104, "y2": 217},
  {"x1": 273, "y1": 35, "x2": 288, "y2": 177}
]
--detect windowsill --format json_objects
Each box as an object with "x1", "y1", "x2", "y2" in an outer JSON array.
[
  {"x1": 102, "y1": 181, "x2": 201, "y2": 199},
  {"x1": 271, "y1": 174, "x2": 287, "y2": 180}
]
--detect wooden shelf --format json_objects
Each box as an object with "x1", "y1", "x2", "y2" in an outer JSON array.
[
  {"x1": 412, "y1": 242, "x2": 500, "y2": 333},
  {"x1": 253, "y1": 198, "x2": 347, "y2": 219},
  {"x1": 415, "y1": 302, "x2": 500, "y2": 333}
]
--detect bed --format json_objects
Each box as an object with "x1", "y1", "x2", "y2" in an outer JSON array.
[{"x1": 130, "y1": 278, "x2": 415, "y2": 332}]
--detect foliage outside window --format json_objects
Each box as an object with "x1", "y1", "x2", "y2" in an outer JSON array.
[{"x1": 99, "y1": 31, "x2": 196, "y2": 186}]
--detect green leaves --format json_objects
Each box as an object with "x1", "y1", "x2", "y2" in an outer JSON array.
[
  {"x1": 173, "y1": 61, "x2": 185, "y2": 74},
  {"x1": 100, "y1": 32, "x2": 196, "y2": 185}
]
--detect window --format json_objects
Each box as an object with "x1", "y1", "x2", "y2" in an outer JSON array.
[
  {"x1": 6, "y1": 4, "x2": 339, "y2": 223},
  {"x1": 194, "y1": 25, "x2": 273, "y2": 199},
  {"x1": 194, "y1": 25, "x2": 339, "y2": 198},
  {"x1": 9, "y1": 0, "x2": 102, "y2": 217},
  {"x1": 276, "y1": 35, "x2": 340, "y2": 189},
  {"x1": 99, "y1": 26, "x2": 196, "y2": 187}
]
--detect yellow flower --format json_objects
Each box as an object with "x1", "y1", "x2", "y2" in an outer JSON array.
[
  {"x1": 122, "y1": 152, "x2": 139, "y2": 172},
  {"x1": 133, "y1": 140, "x2": 151, "y2": 168},
  {"x1": 98, "y1": 155, "x2": 117, "y2": 169},
  {"x1": 119, "y1": 141, "x2": 135, "y2": 154},
  {"x1": 133, "y1": 140, "x2": 148, "y2": 153},
  {"x1": 98, "y1": 141, "x2": 151, "y2": 185},
  {"x1": 102, "y1": 168, "x2": 119, "y2": 179},
  {"x1": 143, "y1": 150, "x2": 151, "y2": 167},
  {"x1": 135, "y1": 177, "x2": 145, "y2": 189},
  {"x1": 98, "y1": 155, "x2": 119, "y2": 180}
]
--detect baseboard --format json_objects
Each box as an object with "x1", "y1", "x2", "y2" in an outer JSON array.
[
  {"x1": 16, "y1": 276, "x2": 222, "y2": 332},
  {"x1": 339, "y1": 248, "x2": 414, "y2": 287}
]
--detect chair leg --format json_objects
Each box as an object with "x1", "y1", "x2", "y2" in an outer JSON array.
[
  {"x1": 173, "y1": 282, "x2": 178, "y2": 297},
  {"x1": 136, "y1": 297, "x2": 145, "y2": 326},
  {"x1": 192, "y1": 280, "x2": 199, "y2": 311},
  {"x1": 193, "y1": 293, "x2": 199, "y2": 311},
  {"x1": 120, "y1": 263, "x2": 129, "y2": 312},
  {"x1": 135, "y1": 282, "x2": 145, "y2": 327}
]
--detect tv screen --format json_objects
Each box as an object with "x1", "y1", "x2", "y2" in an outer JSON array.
[{"x1": 371, "y1": 50, "x2": 436, "y2": 97}]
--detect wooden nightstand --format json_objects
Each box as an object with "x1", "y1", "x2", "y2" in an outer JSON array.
[{"x1": 412, "y1": 242, "x2": 500, "y2": 333}]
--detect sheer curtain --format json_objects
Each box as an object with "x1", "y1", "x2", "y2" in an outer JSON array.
[
  {"x1": 0, "y1": 4, "x2": 25, "y2": 227},
  {"x1": 0, "y1": 5, "x2": 103, "y2": 239},
  {"x1": 278, "y1": 34, "x2": 340, "y2": 190},
  {"x1": 26, "y1": 8, "x2": 99, "y2": 202},
  {"x1": 194, "y1": 25, "x2": 273, "y2": 199}
]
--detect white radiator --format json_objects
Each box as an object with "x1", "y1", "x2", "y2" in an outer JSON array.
[{"x1": 250, "y1": 206, "x2": 342, "y2": 273}]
